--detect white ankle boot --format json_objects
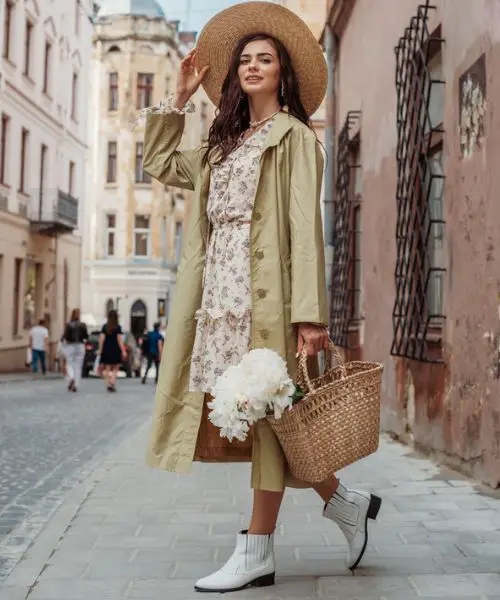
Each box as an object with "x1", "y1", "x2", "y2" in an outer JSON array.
[
  {"x1": 323, "y1": 482, "x2": 381, "y2": 570},
  {"x1": 194, "y1": 530, "x2": 275, "y2": 593}
]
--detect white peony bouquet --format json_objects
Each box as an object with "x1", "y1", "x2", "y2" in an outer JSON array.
[{"x1": 207, "y1": 349, "x2": 305, "y2": 442}]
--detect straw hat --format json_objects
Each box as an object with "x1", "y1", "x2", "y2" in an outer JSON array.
[{"x1": 195, "y1": 1, "x2": 327, "y2": 117}]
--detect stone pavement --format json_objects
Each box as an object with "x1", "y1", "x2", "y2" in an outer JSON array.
[
  {"x1": 1, "y1": 422, "x2": 500, "y2": 600},
  {"x1": 0, "y1": 378, "x2": 152, "y2": 581}
]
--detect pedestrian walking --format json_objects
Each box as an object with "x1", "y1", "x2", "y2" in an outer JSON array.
[
  {"x1": 141, "y1": 322, "x2": 163, "y2": 385},
  {"x1": 29, "y1": 318, "x2": 49, "y2": 375},
  {"x1": 62, "y1": 309, "x2": 88, "y2": 392},
  {"x1": 97, "y1": 309, "x2": 126, "y2": 393},
  {"x1": 141, "y1": 2, "x2": 381, "y2": 593}
]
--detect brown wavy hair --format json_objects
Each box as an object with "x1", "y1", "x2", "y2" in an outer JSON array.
[
  {"x1": 203, "y1": 33, "x2": 311, "y2": 166},
  {"x1": 106, "y1": 309, "x2": 119, "y2": 334}
]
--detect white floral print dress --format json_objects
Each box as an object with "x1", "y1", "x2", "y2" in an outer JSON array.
[{"x1": 189, "y1": 120, "x2": 275, "y2": 393}]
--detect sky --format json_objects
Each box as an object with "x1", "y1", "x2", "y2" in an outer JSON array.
[{"x1": 158, "y1": 0, "x2": 250, "y2": 33}]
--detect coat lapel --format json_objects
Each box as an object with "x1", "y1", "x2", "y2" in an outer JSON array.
[{"x1": 262, "y1": 112, "x2": 295, "y2": 152}]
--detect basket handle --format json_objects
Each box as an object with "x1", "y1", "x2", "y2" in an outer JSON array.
[{"x1": 297, "y1": 340, "x2": 346, "y2": 392}]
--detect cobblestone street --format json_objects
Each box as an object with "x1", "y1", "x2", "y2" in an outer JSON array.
[
  {"x1": 0, "y1": 376, "x2": 152, "y2": 582},
  {"x1": 0, "y1": 401, "x2": 499, "y2": 600}
]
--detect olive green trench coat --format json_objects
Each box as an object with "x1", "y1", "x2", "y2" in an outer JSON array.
[{"x1": 143, "y1": 110, "x2": 328, "y2": 492}]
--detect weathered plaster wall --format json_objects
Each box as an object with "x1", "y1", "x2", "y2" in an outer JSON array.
[{"x1": 332, "y1": 0, "x2": 500, "y2": 486}]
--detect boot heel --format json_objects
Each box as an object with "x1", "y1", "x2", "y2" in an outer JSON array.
[
  {"x1": 367, "y1": 494, "x2": 382, "y2": 520},
  {"x1": 253, "y1": 572, "x2": 275, "y2": 587}
]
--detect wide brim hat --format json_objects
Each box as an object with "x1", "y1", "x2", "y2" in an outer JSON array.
[{"x1": 196, "y1": 1, "x2": 327, "y2": 117}]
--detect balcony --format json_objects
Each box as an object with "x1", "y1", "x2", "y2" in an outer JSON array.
[{"x1": 30, "y1": 189, "x2": 79, "y2": 235}]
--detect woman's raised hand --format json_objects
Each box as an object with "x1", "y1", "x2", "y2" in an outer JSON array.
[{"x1": 175, "y1": 50, "x2": 210, "y2": 108}]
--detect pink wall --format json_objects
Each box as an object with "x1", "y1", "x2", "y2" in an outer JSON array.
[{"x1": 332, "y1": 0, "x2": 500, "y2": 486}]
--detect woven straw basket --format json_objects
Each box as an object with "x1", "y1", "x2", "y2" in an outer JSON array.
[{"x1": 267, "y1": 342, "x2": 383, "y2": 483}]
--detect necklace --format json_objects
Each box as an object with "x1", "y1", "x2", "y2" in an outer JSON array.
[{"x1": 249, "y1": 109, "x2": 281, "y2": 130}]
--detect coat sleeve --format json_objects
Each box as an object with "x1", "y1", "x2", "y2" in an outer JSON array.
[
  {"x1": 289, "y1": 128, "x2": 329, "y2": 326},
  {"x1": 143, "y1": 112, "x2": 202, "y2": 191}
]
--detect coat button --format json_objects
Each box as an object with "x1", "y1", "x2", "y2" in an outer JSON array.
[
  {"x1": 257, "y1": 289, "x2": 267, "y2": 299},
  {"x1": 254, "y1": 211, "x2": 262, "y2": 221},
  {"x1": 260, "y1": 329, "x2": 269, "y2": 340},
  {"x1": 256, "y1": 250, "x2": 264, "y2": 260}
]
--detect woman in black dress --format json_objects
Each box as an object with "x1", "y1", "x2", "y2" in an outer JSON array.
[{"x1": 98, "y1": 309, "x2": 126, "y2": 392}]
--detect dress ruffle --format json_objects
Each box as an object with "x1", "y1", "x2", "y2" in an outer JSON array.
[{"x1": 194, "y1": 307, "x2": 252, "y2": 323}]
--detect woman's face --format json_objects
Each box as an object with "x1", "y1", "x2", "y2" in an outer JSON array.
[{"x1": 238, "y1": 39, "x2": 281, "y2": 99}]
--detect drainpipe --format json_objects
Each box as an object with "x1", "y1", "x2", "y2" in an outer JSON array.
[{"x1": 323, "y1": 24, "x2": 336, "y2": 308}]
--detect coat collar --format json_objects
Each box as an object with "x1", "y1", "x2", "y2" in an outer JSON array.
[{"x1": 262, "y1": 111, "x2": 296, "y2": 151}]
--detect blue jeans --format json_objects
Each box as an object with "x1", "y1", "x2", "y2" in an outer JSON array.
[{"x1": 32, "y1": 349, "x2": 46, "y2": 374}]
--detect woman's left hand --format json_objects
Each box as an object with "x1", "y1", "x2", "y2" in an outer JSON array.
[{"x1": 297, "y1": 323, "x2": 329, "y2": 356}]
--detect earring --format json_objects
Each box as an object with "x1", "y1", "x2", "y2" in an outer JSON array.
[{"x1": 281, "y1": 81, "x2": 286, "y2": 99}]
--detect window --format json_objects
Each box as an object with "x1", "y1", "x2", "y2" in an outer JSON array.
[
  {"x1": 392, "y1": 13, "x2": 446, "y2": 363},
  {"x1": 329, "y1": 111, "x2": 362, "y2": 349},
  {"x1": 43, "y1": 41, "x2": 52, "y2": 95},
  {"x1": 135, "y1": 142, "x2": 151, "y2": 183},
  {"x1": 39, "y1": 144, "x2": 47, "y2": 219},
  {"x1": 107, "y1": 141, "x2": 117, "y2": 183},
  {"x1": 3, "y1": 1, "x2": 14, "y2": 60},
  {"x1": 24, "y1": 259, "x2": 36, "y2": 329},
  {"x1": 69, "y1": 161, "x2": 75, "y2": 196},
  {"x1": 71, "y1": 72, "x2": 78, "y2": 120},
  {"x1": 426, "y1": 149, "x2": 445, "y2": 318},
  {"x1": 174, "y1": 221, "x2": 183, "y2": 264},
  {"x1": 13, "y1": 258, "x2": 22, "y2": 337},
  {"x1": 350, "y1": 143, "x2": 363, "y2": 324},
  {"x1": 24, "y1": 19, "x2": 33, "y2": 77},
  {"x1": 105, "y1": 214, "x2": 116, "y2": 257},
  {"x1": 0, "y1": 114, "x2": 9, "y2": 185},
  {"x1": 19, "y1": 128, "x2": 29, "y2": 194},
  {"x1": 137, "y1": 74, "x2": 154, "y2": 109},
  {"x1": 133, "y1": 215, "x2": 150, "y2": 257},
  {"x1": 352, "y1": 205, "x2": 362, "y2": 321},
  {"x1": 201, "y1": 102, "x2": 209, "y2": 141},
  {"x1": 109, "y1": 72, "x2": 118, "y2": 111}
]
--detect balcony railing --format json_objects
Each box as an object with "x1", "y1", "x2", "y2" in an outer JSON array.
[{"x1": 29, "y1": 189, "x2": 79, "y2": 235}]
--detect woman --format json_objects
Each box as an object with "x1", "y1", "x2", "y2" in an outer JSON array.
[
  {"x1": 97, "y1": 309, "x2": 126, "y2": 393},
  {"x1": 62, "y1": 309, "x2": 88, "y2": 392},
  {"x1": 142, "y1": 2, "x2": 381, "y2": 593}
]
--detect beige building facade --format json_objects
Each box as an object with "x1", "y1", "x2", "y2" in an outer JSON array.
[
  {"x1": 82, "y1": 0, "x2": 214, "y2": 339},
  {"x1": 0, "y1": 0, "x2": 93, "y2": 371}
]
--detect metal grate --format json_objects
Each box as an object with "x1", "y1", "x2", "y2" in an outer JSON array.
[
  {"x1": 329, "y1": 110, "x2": 361, "y2": 348},
  {"x1": 391, "y1": 1, "x2": 446, "y2": 362}
]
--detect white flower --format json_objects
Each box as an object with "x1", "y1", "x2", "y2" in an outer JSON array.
[{"x1": 208, "y1": 349, "x2": 296, "y2": 442}]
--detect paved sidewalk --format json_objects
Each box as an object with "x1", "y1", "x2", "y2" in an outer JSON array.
[
  {"x1": 1, "y1": 422, "x2": 500, "y2": 600},
  {"x1": 0, "y1": 372, "x2": 62, "y2": 385}
]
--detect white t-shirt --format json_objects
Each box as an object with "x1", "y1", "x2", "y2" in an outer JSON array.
[{"x1": 30, "y1": 326, "x2": 49, "y2": 351}]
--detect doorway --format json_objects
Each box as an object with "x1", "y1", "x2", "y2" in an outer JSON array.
[{"x1": 130, "y1": 299, "x2": 147, "y2": 340}]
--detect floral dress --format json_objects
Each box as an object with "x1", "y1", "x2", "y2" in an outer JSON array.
[{"x1": 189, "y1": 120, "x2": 275, "y2": 393}]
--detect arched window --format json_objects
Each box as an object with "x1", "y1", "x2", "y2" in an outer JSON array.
[
  {"x1": 130, "y1": 299, "x2": 147, "y2": 340},
  {"x1": 108, "y1": 45, "x2": 121, "y2": 53}
]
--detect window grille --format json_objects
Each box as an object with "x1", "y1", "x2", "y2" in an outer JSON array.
[
  {"x1": 391, "y1": 1, "x2": 446, "y2": 362},
  {"x1": 329, "y1": 110, "x2": 361, "y2": 348}
]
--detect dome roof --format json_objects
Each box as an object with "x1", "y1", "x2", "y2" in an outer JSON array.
[{"x1": 97, "y1": 0, "x2": 166, "y2": 19}]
